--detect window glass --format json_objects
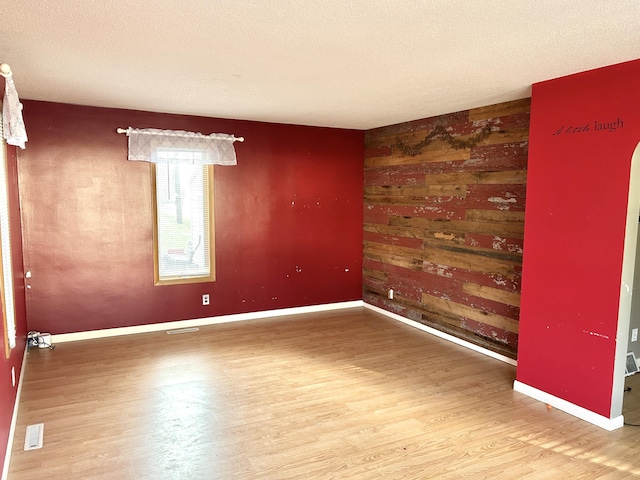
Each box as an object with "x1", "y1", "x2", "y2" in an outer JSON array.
[
  {"x1": 153, "y1": 150, "x2": 214, "y2": 285},
  {"x1": 0, "y1": 123, "x2": 16, "y2": 355}
]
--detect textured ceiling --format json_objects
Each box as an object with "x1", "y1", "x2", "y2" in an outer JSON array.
[{"x1": 1, "y1": 1, "x2": 639, "y2": 130}]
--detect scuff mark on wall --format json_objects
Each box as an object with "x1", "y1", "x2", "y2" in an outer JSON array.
[
  {"x1": 583, "y1": 330, "x2": 610, "y2": 340},
  {"x1": 434, "y1": 232, "x2": 456, "y2": 240},
  {"x1": 508, "y1": 243, "x2": 523, "y2": 254},
  {"x1": 492, "y1": 236, "x2": 506, "y2": 250},
  {"x1": 424, "y1": 261, "x2": 455, "y2": 278},
  {"x1": 488, "y1": 196, "x2": 517, "y2": 211}
]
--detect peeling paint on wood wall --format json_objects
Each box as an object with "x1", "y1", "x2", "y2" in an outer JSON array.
[{"x1": 363, "y1": 99, "x2": 530, "y2": 358}]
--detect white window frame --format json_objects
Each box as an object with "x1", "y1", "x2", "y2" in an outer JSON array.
[{"x1": 0, "y1": 115, "x2": 16, "y2": 355}]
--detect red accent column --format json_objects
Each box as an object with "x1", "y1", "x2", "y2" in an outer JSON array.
[{"x1": 517, "y1": 59, "x2": 640, "y2": 417}]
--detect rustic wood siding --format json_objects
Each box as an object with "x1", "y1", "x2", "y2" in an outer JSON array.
[{"x1": 363, "y1": 99, "x2": 530, "y2": 358}]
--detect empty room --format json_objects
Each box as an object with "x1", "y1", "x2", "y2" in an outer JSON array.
[{"x1": 1, "y1": 2, "x2": 640, "y2": 479}]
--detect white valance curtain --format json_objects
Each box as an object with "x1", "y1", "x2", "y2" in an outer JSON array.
[
  {"x1": 123, "y1": 127, "x2": 240, "y2": 165},
  {"x1": 2, "y1": 72, "x2": 28, "y2": 149}
]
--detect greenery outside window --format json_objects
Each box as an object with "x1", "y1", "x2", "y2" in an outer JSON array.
[{"x1": 152, "y1": 149, "x2": 215, "y2": 285}]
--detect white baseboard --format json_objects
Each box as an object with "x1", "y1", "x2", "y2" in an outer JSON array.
[
  {"x1": 51, "y1": 300, "x2": 517, "y2": 371},
  {"x1": 2, "y1": 346, "x2": 28, "y2": 480},
  {"x1": 52, "y1": 300, "x2": 364, "y2": 343},
  {"x1": 364, "y1": 303, "x2": 517, "y2": 366},
  {"x1": 513, "y1": 380, "x2": 624, "y2": 431},
  {"x1": 43, "y1": 300, "x2": 627, "y2": 433},
  {"x1": 367, "y1": 304, "x2": 625, "y2": 430}
]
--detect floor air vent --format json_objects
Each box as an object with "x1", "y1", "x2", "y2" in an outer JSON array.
[
  {"x1": 166, "y1": 327, "x2": 200, "y2": 335},
  {"x1": 24, "y1": 423, "x2": 44, "y2": 451}
]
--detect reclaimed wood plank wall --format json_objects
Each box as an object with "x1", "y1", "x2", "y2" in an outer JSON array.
[{"x1": 363, "y1": 99, "x2": 530, "y2": 358}]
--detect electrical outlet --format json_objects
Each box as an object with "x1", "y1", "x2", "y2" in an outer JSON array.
[
  {"x1": 388, "y1": 289, "x2": 394, "y2": 300},
  {"x1": 632, "y1": 328, "x2": 638, "y2": 342},
  {"x1": 202, "y1": 294, "x2": 210, "y2": 306}
]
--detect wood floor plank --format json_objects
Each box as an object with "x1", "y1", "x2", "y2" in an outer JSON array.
[{"x1": 8, "y1": 308, "x2": 640, "y2": 479}]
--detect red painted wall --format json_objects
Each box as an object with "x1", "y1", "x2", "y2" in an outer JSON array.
[
  {"x1": 0, "y1": 144, "x2": 28, "y2": 474},
  {"x1": 18, "y1": 101, "x2": 363, "y2": 335},
  {"x1": 517, "y1": 59, "x2": 640, "y2": 417}
]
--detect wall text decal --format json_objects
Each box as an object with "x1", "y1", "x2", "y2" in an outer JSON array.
[{"x1": 552, "y1": 117, "x2": 624, "y2": 136}]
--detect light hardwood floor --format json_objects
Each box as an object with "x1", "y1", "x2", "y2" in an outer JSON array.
[{"x1": 8, "y1": 308, "x2": 640, "y2": 479}]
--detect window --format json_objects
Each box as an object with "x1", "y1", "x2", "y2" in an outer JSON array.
[
  {"x1": 0, "y1": 120, "x2": 16, "y2": 355},
  {"x1": 124, "y1": 126, "x2": 239, "y2": 285},
  {"x1": 152, "y1": 149, "x2": 215, "y2": 285}
]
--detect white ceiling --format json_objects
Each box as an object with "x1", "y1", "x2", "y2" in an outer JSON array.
[{"x1": 1, "y1": 1, "x2": 639, "y2": 130}]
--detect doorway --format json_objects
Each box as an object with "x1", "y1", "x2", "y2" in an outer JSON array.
[{"x1": 617, "y1": 142, "x2": 640, "y2": 423}]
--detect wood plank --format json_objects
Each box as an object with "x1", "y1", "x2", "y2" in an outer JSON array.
[
  {"x1": 425, "y1": 170, "x2": 527, "y2": 186},
  {"x1": 365, "y1": 223, "x2": 464, "y2": 243},
  {"x1": 389, "y1": 216, "x2": 525, "y2": 239},
  {"x1": 368, "y1": 126, "x2": 528, "y2": 155},
  {"x1": 465, "y1": 234, "x2": 523, "y2": 255},
  {"x1": 364, "y1": 241, "x2": 519, "y2": 277},
  {"x1": 370, "y1": 121, "x2": 479, "y2": 151},
  {"x1": 465, "y1": 209, "x2": 525, "y2": 224},
  {"x1": 364, "y1": 204, "x2": 466, "y2": 221},
  {"x1": 464, "y1": 184, "x2": 526, "y2": 211},
  {"x1": 421, "y1": 292, "x2": 520, "y2": 333},
  {"x1": 363, "y1": 230, "x2": 425, "y2": 249},
  {"x1": 364, "y1": 195, "x2": 427, "y2": 207},
  {"x1": 363, "y1": 290, "x2": 519, "y2": 358},
  {"x1": 363, "y1": 244, "x2": 425, "y2": 271},
  {"x1": 362, "y1": 267, "x2": 387, "y2": 282},
  {"x1": 363, "y1": 236, "x2": 523, "y2": 267},
  {"x1": 364, "y1": 147, "x2": 470, "y2": 168},
  {"x1": 463, "y1": 282, "x2": 521, "y2": 307},
  {"x1": 364, "y1": 170, "x2": 427, "y2": 187},
  {"x1": 475, "y1": 128, "x2": 529, "y2": 146},
  {"x1": 364, "y1": 185, "x2": 466, "y2": 198},
  {"x1": 364, "y1": 111, "x2": 471, "y2": 148},
  {"x1": 468, "y1": 98, "x2": 532, "y2": 121},
  {"x1": 421, "y1": 238, "x2": 523, "y2": 263},
  {"x1": 424, "y1": 244, "x2": 521, "y2": 274}
]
